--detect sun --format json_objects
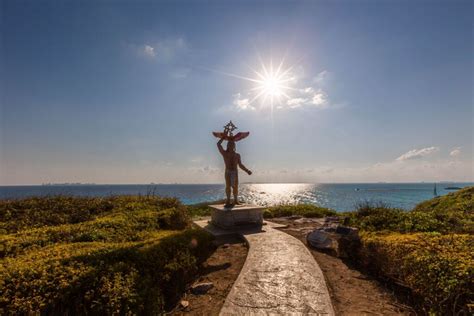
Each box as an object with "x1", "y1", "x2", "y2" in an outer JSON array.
[
  {"x1": 250, "y1": 61, "x2": 294, "y2": 105},
  {"x1": 206, "y1": 58, "x2": 296, "y2": 108},
  {"x1": 261, "y1": 75, "x2": 282, "y2": 96}
]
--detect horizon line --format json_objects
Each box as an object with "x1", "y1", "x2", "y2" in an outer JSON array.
[{"x1": 1, "y1": 181, "x2": 473, "y2": 187}]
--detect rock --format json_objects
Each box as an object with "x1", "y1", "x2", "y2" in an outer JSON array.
[
  {"x1": 307, "y1": 225, "x2": 360, "y2": 258},
  {"x1": 307, "y1": 230, "x2": 337, "y2": 250},
  {"x1": 222, "y1": 243, "x2": 230, "y2": 248},
  {"x1": 191, "y1": 282, "x2": 214, "y2": 295},
  {"x1": 180, "y1": 300, "x2": 189, "y2": 309}
]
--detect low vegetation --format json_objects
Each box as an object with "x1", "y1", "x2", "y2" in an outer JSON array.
[
  {"x1": 341, "y1": 186, "x2": 474, "y2": 315},
  {"x1": 0, "y1": 195, "x2": 213, "y2": 314},
  {"x1": 186, "y1": 200, "x2": 223, "y2": 218},
  {"x1": 358, "y1": 232, "x2": 472, "y2": 315},
  {"x1": 1, "y1": 187, "x2": 472, "y2": 314},
  {"x1": 263, "y1": 204, "x2": 336, "y2": 218},
  {"x1": 187, "y1": 201, "x2": 337, "y2": 219}
]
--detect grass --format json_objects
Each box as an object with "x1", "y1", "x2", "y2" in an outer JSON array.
[
  {"x1": 0, "y1": 195, "x2": 213, "y2": 314},
  {"x1": 2, "y1": 187, "x2": 472, "y2": 314},
  {"x1": 339, "y1": 187, "x2": 474, "y2": 314},
  {"x1": 186, "y1": 200, "x2": 337, "y2": 219},
  {"x1": 186, "y1": 199, "x2": 224, "y2": 218},
  {"x1": 357, "y1": 232, "x2": 472, "y2": 315},
  {"x1": 343, "y1": 188, "x2": 473, "y2": 234},
  {"x1": 263, "y1": 204, "x2": 336, "y2": 218}
]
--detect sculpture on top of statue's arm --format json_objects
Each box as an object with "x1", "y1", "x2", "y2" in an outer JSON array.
[{"x1": 213, "y1": 121, "x2": 252, "y2": 208}]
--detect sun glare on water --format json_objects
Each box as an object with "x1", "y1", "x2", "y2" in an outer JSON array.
[{"x1": 239, "y1": 183, "x2": 319, "y2": 206}]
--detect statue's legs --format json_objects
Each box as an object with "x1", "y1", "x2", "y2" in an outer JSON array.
[
  {"x1": 232, "y1": 173, "x2": 239, "y2": 204},
  {"x1": 225, "y1": 170, "x2": 239, "y2": 205},
  {"x1": 225, "y1": 172, "x2": 231, "y2": 206}
]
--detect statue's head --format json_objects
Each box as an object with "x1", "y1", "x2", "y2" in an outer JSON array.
[{"x1": 226, "y1": 141, "x2": 236, "y2": 152}]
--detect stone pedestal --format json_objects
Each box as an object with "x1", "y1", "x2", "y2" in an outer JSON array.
[{"x1": 209, "y1": 204, "x2": 265, "y2": 228}]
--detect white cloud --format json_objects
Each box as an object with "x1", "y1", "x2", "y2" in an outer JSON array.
[
  {"x1": 143, "y1": 45, "x2": 156, "y2": 57},
  {"x1": 286, "y1": 98, "x2": 307, "y2": 108},
  {"x1": 450, "y1": 147, "x2": 461, "y2": 157},
  {"x1": 300, "y1": 87, "x2": 314, "y2": 94},
  {"x1": 286, "y1": 88, "x2": 328, "y2": 109},
  {"x1": 396, "y1": 147, "x2": 440, "y2": 161},
  {"x1": 233, "y1": 93, "x2": 255, "y2": 111},
  {"x1": 311, "y1": 90, "x2": 328, "y2": 107}
]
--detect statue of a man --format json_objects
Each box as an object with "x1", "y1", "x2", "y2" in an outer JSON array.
[{"x1": 217, "y1": 137, "x2": 252, "y2": 207}]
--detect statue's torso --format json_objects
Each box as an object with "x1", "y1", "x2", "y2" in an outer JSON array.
[{"x1": 223, "y1": 151, "x2": 239, "y2": 171}]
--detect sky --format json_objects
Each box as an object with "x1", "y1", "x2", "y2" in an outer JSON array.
[{"x1": 1, "y1": 0, "x2": 473, "y2": 185}]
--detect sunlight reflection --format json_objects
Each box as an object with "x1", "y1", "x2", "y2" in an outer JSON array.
[{"x1": 240, "y1": 183, "x2": 321, "y2": 206}]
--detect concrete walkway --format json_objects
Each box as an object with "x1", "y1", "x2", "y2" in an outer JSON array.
[{"x1": 194, "y1": 220, "x2": 335, "y2": 315}]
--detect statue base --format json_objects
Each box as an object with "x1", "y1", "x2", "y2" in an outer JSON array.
[{"x1": 209, "y1": 204, "x2": 265, "y2": 228}]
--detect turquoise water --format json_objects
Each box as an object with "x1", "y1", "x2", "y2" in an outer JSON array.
[{"x1": 0, "y1": 183, "x2": 471, "y2": 212}]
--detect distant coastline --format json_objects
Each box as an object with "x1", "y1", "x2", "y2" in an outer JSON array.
[
  {"x1": 41, "y1": 182, "x2": 97, "y2": 186},
  {"x1": 0, "y1": 181, "x2": 472, "y2": 187}
]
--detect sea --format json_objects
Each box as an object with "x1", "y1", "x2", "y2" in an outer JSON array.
[{"x1": 1, "y1": 183, "x2": 472, "y2": 212}]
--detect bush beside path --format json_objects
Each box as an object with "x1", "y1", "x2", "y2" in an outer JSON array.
[{"x1": 0, "y1": 196, "x2": 213, "y2": 314}]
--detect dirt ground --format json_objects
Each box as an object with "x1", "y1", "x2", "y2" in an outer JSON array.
[
  {"x1": 170, "y1": 235, "x2": 248, "y2": 315},
  {"x1": 271, "y1": 217, "x2": 415, "y2": 316},
  {"x1": 171, "y1": 217, "x2": 415, "y2": 315}
]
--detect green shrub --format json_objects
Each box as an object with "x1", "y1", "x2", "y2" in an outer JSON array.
[
  {"x1": 0, "y1": 195, "x2": 185, "y2": 234},
  {"x1": 0, "y1": 228, "x2": 212, "y2": 314},
  {"x1": 414, "y1": 187, "x2": 474, "y2": 213},
  {"x1": 341, "y1": 188, "x2": 474, "y2": 314},
  {"x1": 186, "y1": 201, "x2": 337, "y2": 219},
  {"x1": 356, "y1": 232, "x2": 473, "y2": 314},
  {"x1": 186, "y1": 200, "x2": 227, "y2": 218},
  {"x1": 344, "y1": 187, "x2": 474, "y2": 234},
  {"x1": 0, "y1": 196, "x2": 114, "y2": 233},
  {"x1": 411, "y1": 187, "x2": 474, "y2": 234},
  {"x1": 263, "y1": 204, "x2": 336, "y2": 218},
  {"x1": 1, "y1": 201, "x2": 191, "y2": 259},
  {"x1": 0, "y1": 194, "x2": 213, "y2": 314},
  {"x1": 346, "y1": 201, "x2": 409, "y2": 231},
  {"x1": 156, "y1": 206, "x2": 189, "y2": 229}
]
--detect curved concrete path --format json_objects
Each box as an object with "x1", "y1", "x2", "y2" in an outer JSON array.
[{"x1": 195, "y1": 220, "x2": 334, "y2": 315}]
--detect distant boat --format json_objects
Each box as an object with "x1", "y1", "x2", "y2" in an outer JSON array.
[{"x1": 445, "y1": 186, "x2": 462, "y2": 190}]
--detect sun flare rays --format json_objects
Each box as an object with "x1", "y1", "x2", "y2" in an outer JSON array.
[
  {"x1": 246, "y1": 60, "x2": 295, "y2": 108},
  {"x1": 206, "y1": 58, "x2": 296, "y2": 110}
]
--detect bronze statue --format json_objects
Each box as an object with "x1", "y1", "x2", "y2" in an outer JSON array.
[{"x1": 213, "y1": 121, "x2": 252, "y2": 207}]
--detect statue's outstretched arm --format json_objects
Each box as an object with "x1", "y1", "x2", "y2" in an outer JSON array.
[{"x1": 238, "y1": 155, "x2": 252, "y2": 175}]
